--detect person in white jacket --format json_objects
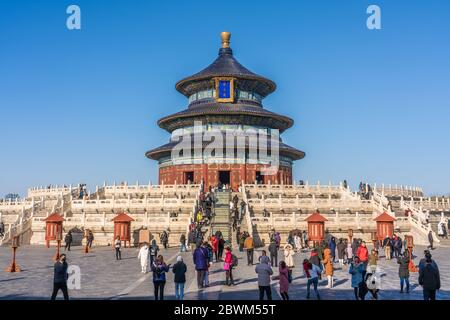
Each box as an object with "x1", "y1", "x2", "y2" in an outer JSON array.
[
  {"x1": 138, "y1": 242, "x2": 150, "y2": 273},
  {"x1": 284, "y1": 244, "x2": 295, "y2": 282}
]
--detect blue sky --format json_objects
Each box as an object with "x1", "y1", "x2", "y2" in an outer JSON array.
[{"x1": 1, "y1": 0, "x2": 449, "y2": 197}]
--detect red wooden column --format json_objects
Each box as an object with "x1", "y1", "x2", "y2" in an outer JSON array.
[
  {"x1": 44, "y1": 213, "x2": 65, "y2": 248},
  {"x1": 112, "y1": 212, "x2": 135, "y2": 248},
  {"x1": 373, "y1": 212, "x2": 396, "y2": 241},
  {"x1": 305, "y1": 211, "x2": 327, "y2": 247}
]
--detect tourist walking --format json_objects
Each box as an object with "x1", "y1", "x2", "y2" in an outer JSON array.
[
  {"x1": 283, "y1": 244, "x2": 295, "y2": 283},
  {"x1": 255, "y1": 256, "x2": 273, "y2": 300},
  {"x1": 397, "y1": 250, "x2": 410, "y2": 293},
  {"x1": 303, "y1": 259, "x2": 321, "y2": 300},
  {"x1": 160, "y1": 230, "x2": 169, "y2": 249},
  {"x1": 151, "y1": 255, "x2": 170, "y2": 300},
  {"x1": 224, "y1": 246, "x2": 235, "y2": 286},
  {"x1": 114, "y1": 236, "x2": 122, "y2": 260},
  {"x1": 336, "y1": 239, "x2": 346, "y2": 268},
  {"x1": 268, "y1": 240, "x2": 278, "y2": 267},
  {"x1": 323, "y1": 245, "x2": 334, "y2": 288},
  {"x1": 349, "y1": 256, "x2": 366, "y2": 300},
  {"x1": 294, "y1": 233, "x2": 301, "y2": 252},
  {"x1": 138, "y1": 242, "x2": 149, "y2": 273},
  {"x1": 204, "y1": 242, "x2": 213, "y2": 287},
  {"x1": 356, "y1": 241, "x2": 369, "y2": 277},
  {"x1": 0, "y1": 221, "x2": 4, "y2": 237},
  {"x1": 279, "y1": 261, "x2": 289, "y2": 300},
  {"x1": 302, "y1": 230, "x2": 308, "y2": 248},
  {"x1": 244, "y1": 234, "x2": 254, "y2": 265},
  {"x1": 149, "y1": 239, "x2": 159, "y2": 266},
  {"x1": 382, "y1": 235, "x2": 391, "y2": 260},
  {"x1": 193, "y1": 243, "x2": 209, "y2": 289},
  {"x1": 419, "y1": 254, "x2": 440, "y2": 300},
  {"x1": 346, "y1": 242, "x2": 353, "y2": 264},
  {"x1": 239, "y1": 232, "x2": 246, "y2": 252},
  {"x1": 173, "y1": 256, "x2": 187, "y2": 300},
  {"x1": 368, "y1": 249, "x2": 378, "y2": 274},
  {"x1": 179, "y1": 233, "x2": 187, "y2": 252},
  {"x1": 50, "y1": 254, "x2": 69, "y2": 300},
  {"x1": 87, "y1": 230, "x2": 94, "y2": 248},
  {"x1": 427, "y1": 230, "x2": 434, "y2": 250},
  {"x1": 274, "y1": 232, "x2": 281, "y2": 250},
  {"x1": 64, "y1": 231, "x2": 73, "y2": 251},
  {"x1": 211, "y1": 235, "x2": 219, "y2": 262},
  {"x1": 329, "y1": 237, "x2": 336, "y2": 262},
  {"x1": 217, "y1": 232, "x2": 225, "y2": 260}
]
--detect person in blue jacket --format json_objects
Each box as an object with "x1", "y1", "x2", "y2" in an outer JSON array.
[
  {"x1": 329, "y1": 237, "x2": 337, "y2": 263},
  {"x1": 349, "y1": 256, "x2": 366, "y2": 300},
  {"x1": 193, "y1": 243, "x2": 209, "y2": 289}
]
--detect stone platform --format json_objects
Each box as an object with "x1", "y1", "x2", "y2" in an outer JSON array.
[{"x1": 0, "y1": 244, "x2": 449, "y2": 300}]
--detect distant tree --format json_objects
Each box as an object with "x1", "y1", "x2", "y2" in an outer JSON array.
[{"x1": 4, "y1": 193, "x2": 20, "y2": 201}]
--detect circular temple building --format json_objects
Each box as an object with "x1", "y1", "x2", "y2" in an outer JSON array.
[{"x1": 146, "y1": 32, "x2": 305, "y2": 191}]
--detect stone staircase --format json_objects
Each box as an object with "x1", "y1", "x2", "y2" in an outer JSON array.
[
  {"x1": 429, "y1": 213, "x2": 450, "y2": 247},
  {"x1": 210, "y1": 191, "x2": 231, "y2": 243}
]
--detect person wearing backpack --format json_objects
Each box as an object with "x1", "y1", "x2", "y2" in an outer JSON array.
[
  {"x1": 397, "y1": 250, "x2": 410, "y2": 293},
  {"x1": 151, "y1": 255, "x2": 170, "y2": 300},
  {"x1": 419, "y1": 255, "x2": 441, "y2": 300},
  {"x1": 224, "y1": 246, "x2": 235, "y2": 286}
]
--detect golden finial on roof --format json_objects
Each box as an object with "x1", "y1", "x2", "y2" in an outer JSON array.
[{"x1": 221, "y1": 31, "x2": 231, "y2": 48}]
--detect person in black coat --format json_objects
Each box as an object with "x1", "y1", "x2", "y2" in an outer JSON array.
[
  {"x1": 427, "y1": 231, "x2": 434, "y2": 250},
  {"x1": 64, "y1": 231, "x2": 73, "y2": 251},
  {"x1": 268, "y1": 241, "x2": 278, "y2": 267},
  {"x1": 419, "y1": 256, "x2": 440, "y2": 300},
  {"x1": 172, "y1": 256, "x2": 187, "y2": 300},
  {"x1": 50, "y1": 254, "x2": 69, "y2": 300},
  {"x1": 397, "y1": 251, "x2": 410, "y2": 293}
]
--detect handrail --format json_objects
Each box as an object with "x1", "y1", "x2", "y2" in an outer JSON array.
[
  {"x1": 0, "y1": 199, "x2": 40, "y2": 246},
  {"x1": 241, "y1": 184, "x2": 254, "y2": 237},
  {"x1": 400, "y1": 198, "x2": 440, "y2": 244}
]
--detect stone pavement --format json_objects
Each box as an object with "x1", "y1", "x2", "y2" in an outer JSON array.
[{"x1": 0, "y1": 243, "x2": 449, "y2": 300}]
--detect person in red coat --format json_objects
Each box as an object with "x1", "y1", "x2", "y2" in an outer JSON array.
[
  {"x1": 211, "y1": 235, "x2": 219, "y2": 262},
  {"x1": 356, "y1": 241, "x2": 369, "y2": 277},
  {"x1": 224, "y1": 246, "x2": 234, "y2": 286}
]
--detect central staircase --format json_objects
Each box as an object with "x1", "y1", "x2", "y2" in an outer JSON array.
[{"x1": 210, "y1": 191, "x2": 231, "y2": 243}]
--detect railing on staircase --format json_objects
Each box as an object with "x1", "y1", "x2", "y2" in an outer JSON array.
[
  {"x1": 186, "y1": 185, "x2": 202, "y2": 239},
  {"x1": 241, "y1": 184, "x2": 254, "y2": 238},
  {"x1": 0, "y1": 199, "x2": 40, "y2": 246},
  {"x1": 371, "y1": 191, "x2": 393, "y2": 216},
  {"x1": 400, "y1": 198, "x2": 440, "y2": 244}
]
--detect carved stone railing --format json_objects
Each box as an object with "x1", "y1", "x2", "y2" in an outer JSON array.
[{"x1": 27, "y1": 186, "x2": 75, "y2": 198}]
